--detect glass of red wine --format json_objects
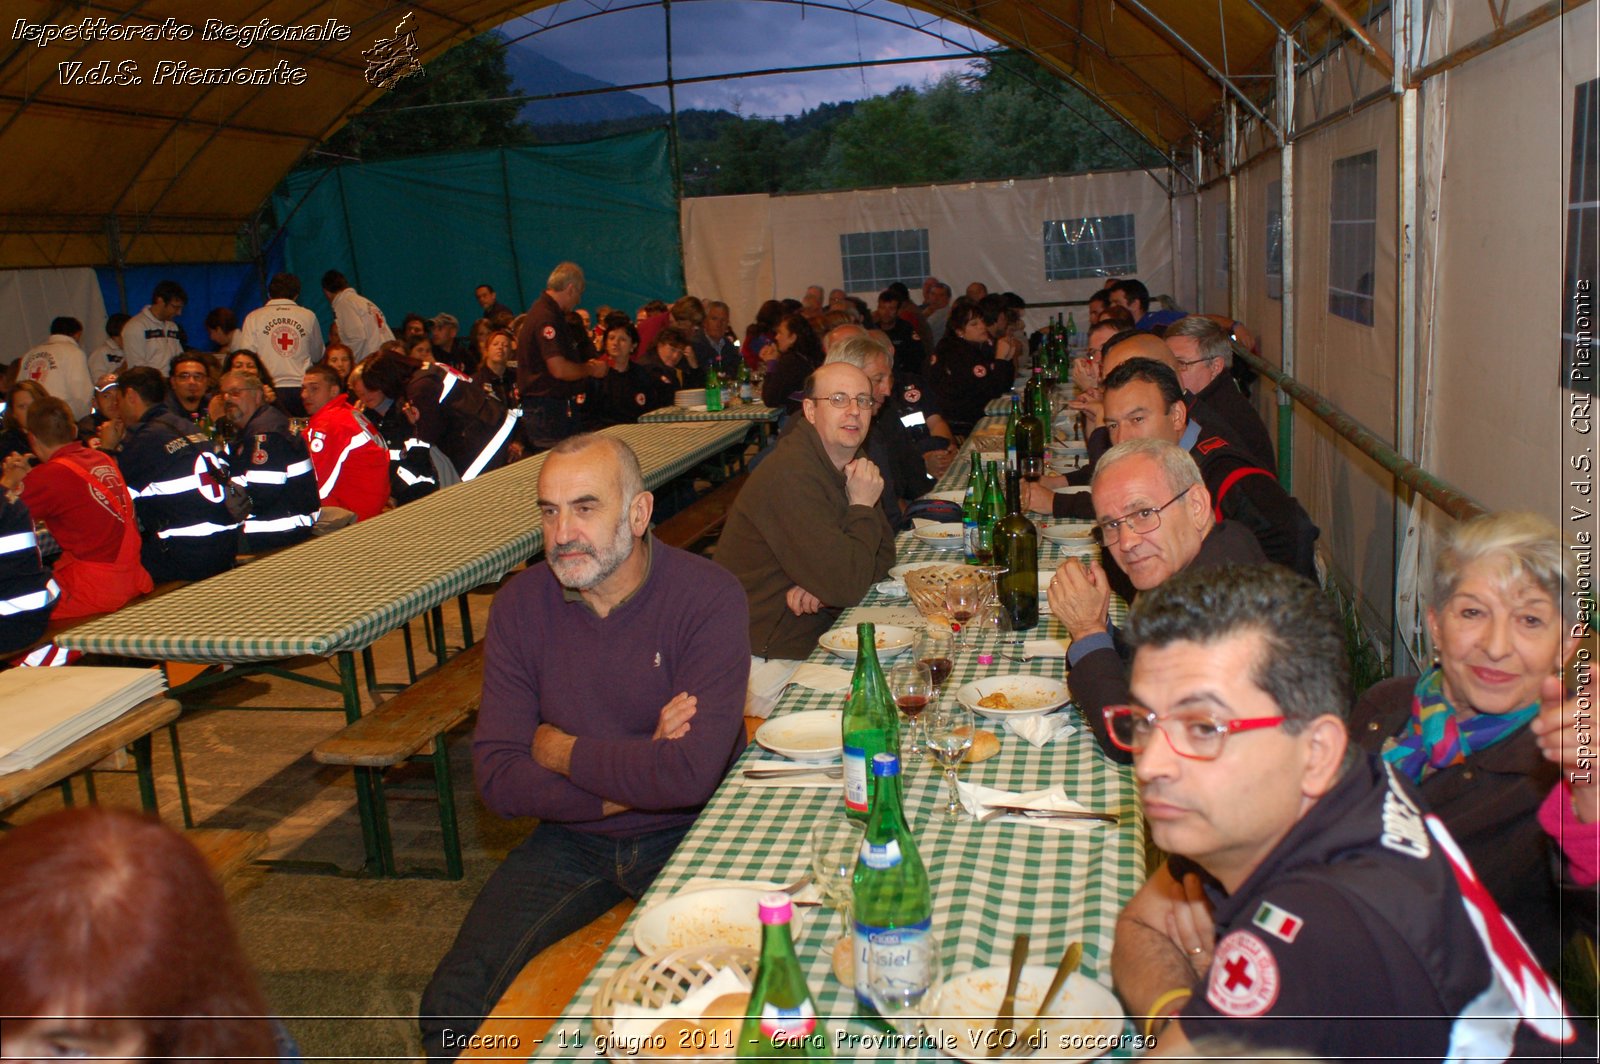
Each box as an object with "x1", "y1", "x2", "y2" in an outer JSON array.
[
  {"x1": 888, "y1": 659, "x2": 933, "y2": 764},
  {"x1": 945, "y1": 576, "x2": 980, "y2": 650},
  {"x1": 915, "y1": 627, "x2": 954, "y2": 694}
]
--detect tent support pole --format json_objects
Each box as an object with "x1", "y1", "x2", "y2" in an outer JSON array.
[
  {"x1": 664, "y1": 0, "x2": 685, "y2": 246},
  {"x1": 1392, "y1": 4, "x2": 1422, "y2": 672},
  {"x1": 1276, "y1": 34, "x2": 1296, "y2": 493},
  {"x1": 1226, "y1": 99, "x2": 1240, "y2": 326},
  {"x1": 500, "y1": 149, "x2": 526, "y2": 310}
]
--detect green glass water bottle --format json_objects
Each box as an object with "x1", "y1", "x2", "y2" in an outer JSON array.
[
  {"x1": 739, "y1": 894, "x2": 831, "y2": 1058},
  {"x1": 841, "y1": 623, "x2": 899, "y2": 822},
  {"x1": 852, "y1": 753, "x2": 933, "y2": 1011}
]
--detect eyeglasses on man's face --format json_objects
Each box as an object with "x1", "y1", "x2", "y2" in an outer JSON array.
[
  {"x1": 1103, "y1": 704, "x2": 1286, "y2": 760},
  {"x1": 811, "y1": 392, "x2": 873, "y2": 410},
  {"x1": 1095, "y1": 485, "x2": 1191, "y2": 545},
  {"x1": 1173, "y1": 355, "x2": 1218, "y2": 370}
]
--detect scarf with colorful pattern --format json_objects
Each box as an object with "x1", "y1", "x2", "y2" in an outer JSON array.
[{"x1": 1380, "y1": 666, "x2": 1538, "y2": 783}]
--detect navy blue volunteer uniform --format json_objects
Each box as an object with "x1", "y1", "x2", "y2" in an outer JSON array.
[
  {"x1": 226, "y1": 404, "x2": 319, "y2": 553},
  {"x1": 406, "y1": 364, "x2": 518, "y2": 481},
  {"x1": 120, "y1": 404, "x2": 239, "y2": 583}
]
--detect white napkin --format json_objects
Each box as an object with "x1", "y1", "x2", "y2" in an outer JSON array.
[
  {"x1": 788, "y1": 663, "x2": 851, "y2": 693},
  {"x1": 957, "y1": 782, "x2": 1104, "y2": 830},
  {"x1": 610, "y1": 965, "x2": 752, "y2": 1042},
  {"x1": 1020, "y1": 637, "x2": 1069, "y2": 659},
  {"x1": 1004, "y1": 712, "x2": 1077, "y2": 748},
  {"x1": 746, "y1": 658, "x2": 802, "y2": 718},
  {"x1": 738, "y1": 758, "x2": 840, "y2": 789}
]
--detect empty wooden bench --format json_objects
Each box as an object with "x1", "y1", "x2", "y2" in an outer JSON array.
[
  {"x1": 460, "y1": 899, "x2": 637, "y2": 1059},
  {"x1": 188, "y1": 827, "x2": 270, "y2": 892},
  {"x1": 653, "y1": 472, "x2": 747, "y2": 552},
  {"x1": 313, "y1": 642, "x2": 484, "y2": 878}
]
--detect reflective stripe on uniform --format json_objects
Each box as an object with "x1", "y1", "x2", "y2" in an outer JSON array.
[
  {"x1": 438, "y1": 373, "x2": 458, "y2": 402},
  {"x1": 460, "y1": 408, "x2": 522, "y2": 481},
  {"x1": 243, "y1": 511, "x2": 318, "y2": 534},
  {"x1": 395, "y1": 466, "x2": 436, "y2": 488},
  {"x1": 0, "y1": 578, "x2": 59, "y2": 616},
  {"x1": 0, "y1": 530, "x2": 39, "y2": 555},
  {"x1": 156, "y1": 520, "x2": 241, "y2": 539},
  {"x1": 320, "y1": 435, "x2": 373, "y2": 500},
  {"x1": 128, "y1": 472, "x2": 206, "y2": 498},
  {"x1": 238, "y1": 459, "x2": 314, "y2": 487}
]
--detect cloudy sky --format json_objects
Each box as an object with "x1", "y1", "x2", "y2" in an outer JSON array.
[{"x1": 496, "y1": 0, "x2": 1000, "y2": 117}]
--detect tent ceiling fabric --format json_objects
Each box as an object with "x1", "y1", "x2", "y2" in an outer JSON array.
[{"x1": 0, "y1": 0, "x2": 1376, "y2": 268}]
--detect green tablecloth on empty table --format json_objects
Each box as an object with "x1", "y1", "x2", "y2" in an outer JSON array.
[
  {"x1": 639, "y1": 400, "x2": 780, "y2": 424},
  {"x1": 57, "y1": 421, "x2": 750, "y2": 662}
]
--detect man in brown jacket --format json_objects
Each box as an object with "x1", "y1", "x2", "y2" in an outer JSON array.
[{"x1": 716, "y1": 362, "x2": 895, "y2": 667}]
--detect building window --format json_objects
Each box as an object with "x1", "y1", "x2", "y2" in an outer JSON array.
[
  {"x1": 840, "y1": 229, "x2": 929, "y2": 293},
  {"x1": 1043, "y1": 215, "x2": 1137, "y2": 281},
  {"x1": 1266, "y1": 180, "x2": 1283, "y2": 301},
  {"x1": 1564, "y1": 78, "x2": 1598, "y2": 396},
  {"x1": 1328, "y1": 150, "x2": 1377, "y2": 325}
]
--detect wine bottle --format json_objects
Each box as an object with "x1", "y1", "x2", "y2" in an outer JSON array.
[
  {"x1": 738, "y1": 361, "x2": 755, "y2": 404},
  {"x1": 1065, "y1": 311, "x2": 1078, "y2": 352},
  {"x1": 705, "y1": 364, "x2": 724, "y2": 411},
  {"x1": 1015, "y1": 377, "x2": 1046, "y2": 485},
  {"x1": 961, "y1": 460, "x2": 983, "y2": 565},
  {"x1": 739, "y1": 894, "x2": 830, "y2": 1058},
  {"x1": 852, "y1": 753, "x2": 933, "y2": 1011},
  {"x1": 841, "y1": 623, "x2": 899, "y2": 823},
  {"x1": 977, "y1": 460, "x2": 1004, "y2": 565},
  {"x1": 1003, "y1": 393, "x2": 1020, "y2": 472},
  {"x1": 995, "y1": 469, "x2": 1039, "y2": 630}
]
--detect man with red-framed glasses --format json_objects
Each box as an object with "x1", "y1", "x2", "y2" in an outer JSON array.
[
  {"x1": 1109, "y1": 564, "x2": 1576, "y2": 1060},
  {"x1": 1047, "y1": 437, "x2": 1264, "y2": 763}
]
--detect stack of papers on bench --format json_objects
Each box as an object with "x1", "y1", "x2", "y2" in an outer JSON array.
[{"x1": 0, "y1": 667, "x2": 166, "y2": 774}]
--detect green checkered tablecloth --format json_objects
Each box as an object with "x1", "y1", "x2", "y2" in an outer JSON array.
[
  {"x1": 530, "y1": 421, "x2": 1140, "y2": 1061},
  {"x1": 56, "y1": 421, "x2": 750, "y2": 662},
  {"x1": 639, "y1": 400, "x2": 780, "y2": 424}
]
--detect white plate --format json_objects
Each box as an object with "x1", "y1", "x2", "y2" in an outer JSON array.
[
  {"x1": 926, "y1": 967, "x2": 1124, "y2": 1063},
  {"x1": 914, "y1": 523, "x2": 966, "y2": 550},
  {"x1": 926, "y1": 490, "x2": 966, "y2": 504},
  {"x1": 875, "y1": 579, "x2": 908, "y2": 597},
  {"x1": 633, "y1": 885, "x2": 808, "y2": 955},
  {"x1": 957, "y1": 675, "x2": 1071, "y2": 720},
  {"x1": 818, "y1": 624, "x2": 915, "y2": 662},
  {"x1": 755, "y1": 710, "x2": 843, "y2": 761},
  {"x1": 1042, "y1": 523, "x2": 1096, "y2": 544}
]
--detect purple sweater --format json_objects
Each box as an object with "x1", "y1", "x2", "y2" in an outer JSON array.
[{"x1": 473, "y1": 537, "x2": 751, "y2": 838}]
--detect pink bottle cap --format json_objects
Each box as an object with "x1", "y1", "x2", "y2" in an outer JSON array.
[
  {"x1": 758, "y1": 893, "x2": 793, "y2": 924},
  {"x1": 977, "y1": 653, "x2": 994, "y2": 665}
]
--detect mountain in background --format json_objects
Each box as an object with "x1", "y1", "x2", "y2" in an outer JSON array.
[{"x1": 498, "y1": 33, "x2": 664, "y2": 128}]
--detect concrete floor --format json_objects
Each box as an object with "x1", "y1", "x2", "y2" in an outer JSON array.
[{"x1": 5, "y1": 585, "x2": 521, "y2": 1061}]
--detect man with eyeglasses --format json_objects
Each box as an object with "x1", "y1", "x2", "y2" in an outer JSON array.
[
  {"x1": 1162, "y1": 315, "x2": 1275, "y2": 475},
  {"x1": 1049, "y1": 438, "x2": 1264, "y2": 763},
  {"x1": 717, "y1": 361, "x2": 894, "y2": 687},
  {"x1": 1109, "y1": 564, "x2": 1574, "y2": 1060},
  {"x1": 165, "y1": 351, "x2": 217, "y2": 427}
]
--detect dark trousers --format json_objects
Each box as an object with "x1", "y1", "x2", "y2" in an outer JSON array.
[
  {"x1": 418, "y1": 821, "x2": 689, "y2": 1060},
  {"x1": 520, "y1": 395, "x2": 578, "y2": 451}
]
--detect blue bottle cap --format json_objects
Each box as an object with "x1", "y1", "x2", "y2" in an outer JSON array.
[{"x1": 871, "y1": 752, "x2": 901, "y2": 777}]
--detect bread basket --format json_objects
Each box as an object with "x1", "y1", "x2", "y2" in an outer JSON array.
[{"x1": 590, "y1": 945, "x2": 759, "y2": 1058}]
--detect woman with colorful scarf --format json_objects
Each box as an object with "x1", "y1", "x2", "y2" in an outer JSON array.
[{"x1": 1350, "y1": 511, "x2": 1589, "y2": 974}]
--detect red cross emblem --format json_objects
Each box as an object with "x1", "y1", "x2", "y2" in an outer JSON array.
[
  {"x1": 972, "y1": 363, "x2": 987, "y2": 378},
  {"x1": 903, "y1": 386, "x2": 921, "y2": 404},
  {"x1": 272, "y1": 326, "x2": 297, "y2": 353},
  {"x1": 542, "y1": 325, "x2": 556, "y2": 340},
  {"x1": 1205, "y1": 930, "x2": 1279, "y2": 1016},
  {"x1": 194, "y1": 452, "x2": 227, "y2": 504},
  {"x1": 27, "y1": 362, "x2": 45, "y2": 381}
]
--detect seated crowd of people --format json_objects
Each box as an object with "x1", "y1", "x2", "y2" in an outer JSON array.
[{"x1": 2, "y1": 261, "x2": 1593, "y2": 1063}]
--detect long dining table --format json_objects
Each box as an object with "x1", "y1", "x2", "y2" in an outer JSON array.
[
  {"x1": 524, "y1": 413, "x2": 1143, "y2": 1061},
  {"x1": 53, "y1": 420, "x2": 754, "y2": 868}
]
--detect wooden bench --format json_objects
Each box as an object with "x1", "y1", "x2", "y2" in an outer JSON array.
[
  {"x1": 312, "y1": 643, "x2": 484, "y2": 878},
  {"x1": 0, "y1": 696, "x2": 181, "y2": 817},
  {"x1": 188, "y1": 827, "x2": 270, "y2": 893},
  {"x1": 653, "y1": 472, "x2": 747, "y2": 552},
  {"x1": 460, "y1": 899, "x2": 637, "y2": 1059}
]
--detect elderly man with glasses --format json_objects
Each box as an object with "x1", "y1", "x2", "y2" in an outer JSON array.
[
  {"x1": 1108, "y1": 564, "x2": 1575, "y2": 1060},
  {"x1": 1047, "y1": 438, "x2": 1265, "y2": 764},
  {"x1": 717, "y1": 361, "x2": 894, "y2": 703}
]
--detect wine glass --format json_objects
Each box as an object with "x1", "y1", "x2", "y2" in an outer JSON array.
[
  {"x1": 945, "y1": 576, "x2": 980, "y2": 649},
  {"x1": 809, "y1": 818, "x2": 866, "y2": 945},
  {"x1": 924, "y1": 699, "x2": 976, "y2": 823},
  {"x1": 866, "y1": 933, "x2": 942, "y2": 1062},
  {"x1": 888, "y1": 660, "x2": 933, "y2": 764},
  {"x1": 915, "y1": 627, "x2": 954, "y2": 695}
]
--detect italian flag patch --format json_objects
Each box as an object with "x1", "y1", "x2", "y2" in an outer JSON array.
[{"x1": 1251, "y1": 901, "x2": 1303, "y2": 943}]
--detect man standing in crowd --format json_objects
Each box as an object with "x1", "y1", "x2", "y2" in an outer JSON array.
[
  {"x1": 1110, "y1": 564, "x2": 1573, "y2": 1059},
  {"x1": 301, "y1": 363, "x2": 389, "y2": 524},
  {"x1": 238, "y1": 272, "x2": 324, "y2": 416},
  {"x1": 1109, "y1": 278, "x2": 1185, "y2": 333},
  {"x1": 429, "y1": 313, "x2": 472, "y2": 371},
  {"x1": 474, "y1": 284, "x2": 512, "y2": 323},
  {"x1": 0, "y1": 396, "x2": 150, "y2": 619},
  {"x1": 114, "y1": 367, "x2": 238, "y2": 583},
  {"x1": 515, "y1": 262, "x2": 608, "y2": 450},
  {"x1": 87, "y1": 313, "x2": 130, "y2": 381},
  {"x1": 119, "y1": 280, "x2": 186, "y2": 371},
  {"x1": 717, "y1": 361, "x2": 894, "y2": 664},
  {"x1": 1048, "y1": 438, "x2": 1265, "y2": 761},
  {"x1": 17, "y1": 317, "x2": 93, "y2": 420},
  {"x1": 420, "y1": 435, "x2": 749, "y2": 1059},
  {"x1": 220, "y1": 371, "x2": 319, "y2": 553},
  {"x1": 322, "y1": 270, "x2": 394, "y2": 361}
]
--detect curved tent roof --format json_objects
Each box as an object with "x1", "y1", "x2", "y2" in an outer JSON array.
[{"x1": 0, "y1": 0, "x2": 1378, "y2": 267}]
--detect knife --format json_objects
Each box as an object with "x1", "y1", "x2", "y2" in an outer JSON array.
[
  {"x1": 981, "y1": 805, "x2": 1119, "y2": 825},
  {"x1": 987, "y1": 933, "x2": 1030, "y2": 1057},
  {"x1": 743, "y1": 766, "x2": 843, "y2": 779},
  {"x1": 1010, "y1": 941, "x2": 1081, "y2": 1056}
]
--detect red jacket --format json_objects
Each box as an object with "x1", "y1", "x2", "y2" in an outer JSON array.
[{"x1": 306, "y1": 395, "x2": 389, "y2": 521}]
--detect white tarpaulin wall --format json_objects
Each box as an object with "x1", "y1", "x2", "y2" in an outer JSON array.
[
  {"x1": 683, "y1": 169, "x2": 1175, "y2": 338},
  {"x1": 0, "y1": 268, "x2": 108, "y2": 365}
]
